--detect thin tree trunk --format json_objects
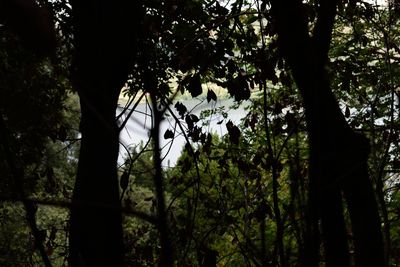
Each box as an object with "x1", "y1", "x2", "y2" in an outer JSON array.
[{"x1": 150, "y1": 94, "x2": 173, "y2": 267}]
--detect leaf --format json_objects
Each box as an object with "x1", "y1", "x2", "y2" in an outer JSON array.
[
  {"x1": 120, "y1": 171, "x2": 129, "y2": 191},
  {"x1": 185, "y1": 114, "x2": 199, "y2": 132},
  {"x1": 164, "y1": 129, "x2": 174, "y2": 139},
  {"x1": 215, "y1": 1, "x2": 229, "y2": 15},
  {"x1": 246, "y1": 15, "x2": 258, "y2": 24},
  {"x1": 207, "y1": 89, "x2": 217, "y2": 102},
  {"x1": 345, "y1": 106, "x2": 350, "y2": 118},
  {"x1": 189, "y1": 114, "x2": 199, "y2": 123},
  {"x1": 175, "y1": 102, "x2": 187, "y2": 118},
  {"x1": 188, "y1": 126, "x2": 201, "y2": 142},
  {"x1": 188, "y1": 73, "x2": 202, "y2": 97},
  {"x1": 226, "y1": 120, "x2": 241, "y2": 145},
  {"x1": 185, "y1": 115, "x2": 194, "y2": 130}
]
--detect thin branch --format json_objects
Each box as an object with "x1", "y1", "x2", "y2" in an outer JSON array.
[{"x1": 118, "y1": 91, "x2": 146, "y2": 131}]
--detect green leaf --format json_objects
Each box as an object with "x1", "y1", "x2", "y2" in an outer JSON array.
[{"x1": 246, "y1": 15, "x2": 259, "y2": 25}]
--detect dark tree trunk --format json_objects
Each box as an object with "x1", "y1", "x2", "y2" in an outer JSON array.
[
  {"x1": 270, "y1": 1, "x2": 384, "y2": 266},
  {"x1": 69, "y1": 1, "x2": 139, "y2": 266},
  {"x1": 70, "y1": 95, "x2": 122, "y2": 267}
]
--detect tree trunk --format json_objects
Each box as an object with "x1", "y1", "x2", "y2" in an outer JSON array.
[
  {"x1": 270, "y1": 1, "x2": 384, "y2": 266},
  {"x1": 69, "y1": 1, "x2": 139, "y2": 266},
  {"x1": 70, "y1": 91, "x2": 122, "y2": 266}
]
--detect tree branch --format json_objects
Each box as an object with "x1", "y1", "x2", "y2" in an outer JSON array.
[{"x1": 312, "y1": 0, "x2": 339, "y2": 67}]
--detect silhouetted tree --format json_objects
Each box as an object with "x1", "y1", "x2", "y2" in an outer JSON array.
[
  {"x1": 269, "y1": 0, "x2": 384, "y2": 266},
  {"x1": 68, "y1": 1, "x2": 141, "y2": 266}
]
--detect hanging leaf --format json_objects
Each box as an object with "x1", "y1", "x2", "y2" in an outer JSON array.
[
  {"x1": 246, "y1": 15, "x2": 259, "y2": 24},
  {"x1": 227, "y1": 74, "x2": 250, "y2": 101},
  {"x1": 207, "y1": 89, "x2": 217, "y2": 102},
  {"x1": 188, "y1": 126, "x2": 201, "y2": 142},
  {"x1": 226, "y1": 120, "x2": 241, "y2": 145},
  {"x1": 345, "y1": 106, "x2": 350, "y2": 118},
  {"x1": 120, "y1": 171, "x2": 129, "y2": 191},
  {"x1": 164, "y1": 129, "x2": 174, "y2": 139},
  {"x1": 175, "y1": 102, "x2": 187, "y2": 118},
  {"x1": 188, "y1": 73, "x2": 202, "y2": 97},
  {"x1": 185, "y1": 115, "x2": 194, "y2": 130},
  {"x1": 185, "y1": 114, "x2": 200, "y2": 132},
  {"x1": 189, "y1": 114, "x2": 199, "y2": 123},
  {"x1": 215, "y1": 1, "x2": 229, "y2": 15}
]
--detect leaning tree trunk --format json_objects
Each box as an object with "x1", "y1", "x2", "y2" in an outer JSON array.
[
  {"x1": 69, "y1": 1, "x2": 139, "y2": 266},
  {"x1": 270, "y1": 1, "x2": 384, "y2": 266}
]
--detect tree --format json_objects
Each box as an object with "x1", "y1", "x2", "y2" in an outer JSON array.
[
  {"x1": 68, "y1": 1, "x2": 141, "y2": 266},
  {"x1": 268, "y1": 0, "x2": 383, "y2": 266}
]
